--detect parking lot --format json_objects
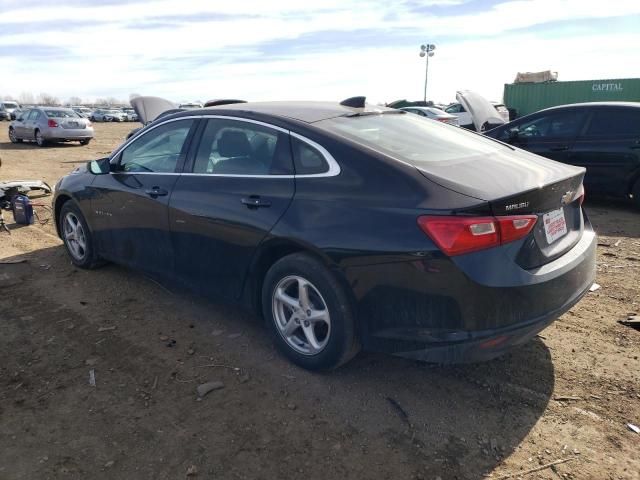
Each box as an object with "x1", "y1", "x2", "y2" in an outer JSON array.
[{"x1": 1, "y1": 122, "x2": 639, "y2": 479}]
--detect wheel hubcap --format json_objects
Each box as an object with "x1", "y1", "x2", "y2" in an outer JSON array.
[
  {"x1": 63, "y1": 212, "x2": 87, "y2": 260},
  {"x1": 9, "y1": 129, "x2": 15, "y2": 141},
  {"x1": 272, "y1": 275, "x2": 331, "y2": 355}
]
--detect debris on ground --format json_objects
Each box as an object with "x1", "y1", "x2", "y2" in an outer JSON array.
[
  {"x1": 495, "y1": 458, "x2": 574, "y2": 479},
  {"x1": 554, "y1": 396, "x2": 582, "y2": 401},
  {"x1": 386, "y1": 396, "x2": 410, "y2": 426},
  {"x1": 186, "y1": 465, "x2": 198, "y2": 476},
  {"x1": 627, "y1": 423, "x2": 640, "y2": 434},
  {"x1": 104, "y1": 460, "x2": 114, "y2": 468},
  {"x1": 89, "y1": 369, "x2": 96, "y2": 387},
  {"x1": 618, "y1": 315, "x2": 640, "y2": 330},
  {"x1": 589, "y1": 283, "x2": 601, "y2": 292},
  {"x1": 98, "y1": 325, "x2": 117, "y2": 332},
  {"x1": 196, "y1": 381, "x2": 224, "y2": 398}
]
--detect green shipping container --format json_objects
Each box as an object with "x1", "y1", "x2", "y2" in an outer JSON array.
[{"x1": 503, "y1": 78, "x2": 640, "y2": 117}]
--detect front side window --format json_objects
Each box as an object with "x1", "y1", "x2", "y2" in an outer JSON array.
[
  {"x1": 512, "y1": 110, "x2": 586, "y2": 139},
  {"x1": 118, "y1": 119, "x2": 194, "y2": 173},
  {"x1": 193, "y1": 119, "x2": 293, "y2": 175}
]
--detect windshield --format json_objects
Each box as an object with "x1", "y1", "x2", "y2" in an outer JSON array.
[
  {"x1": 315, "y1": 113, "x2": 504, "y2": 165},
  {"x1": 3, "y1": 102, "x2": 18, "y2": 109},
  {"x1": 45, "y1": 109, "x2": 80, "y2": 118}
]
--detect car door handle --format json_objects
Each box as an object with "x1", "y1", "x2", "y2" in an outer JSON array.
[
  {"x1": 145, "y1": 187, "x2": 168, "y2": 197},
  {"x1": 241, "y1": 196, "x2": 271, "y2": 208},
  {"x1": 550, "y1": 146, "x2": 569, "y2": 151}
]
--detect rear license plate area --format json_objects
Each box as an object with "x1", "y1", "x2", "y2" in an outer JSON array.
[{"x1": 543, "y1": 208, "x2": 567, "y2": 244}]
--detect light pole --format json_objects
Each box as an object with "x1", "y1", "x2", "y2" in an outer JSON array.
[{"x1": 419, "y1": 44, "x2": 436, "y2": 102}]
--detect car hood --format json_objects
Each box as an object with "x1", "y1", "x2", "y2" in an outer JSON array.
[
  {"x1": 456, "y1": 90, "x2": 505, "y2": 132},
  {"x1": 130, "y1": 96, "x2": 176, "y2": 124}
]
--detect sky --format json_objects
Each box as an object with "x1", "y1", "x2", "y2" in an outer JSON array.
[{"x1": 1, "y1": 0, "x2": 639, "y2": 105}]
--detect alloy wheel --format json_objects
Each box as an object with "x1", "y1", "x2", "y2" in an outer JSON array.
[
  {"x1": 8, "y1": 128, "x2": 17, "y2": 143},
  {"x1": 63, "y1": 212, "x2": 87, "y2": 261},
  {"x1": 272, "y1": 275, "x2": 331, "y2": 355},
  {"x1": 35, "y1": 130, "x2": 44, "y2": 146}
]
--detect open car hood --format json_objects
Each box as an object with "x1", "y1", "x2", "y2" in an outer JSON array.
[
  {"x1": 130, "y1": 96, "x2": 177, "y2": 124},
  {"x1": 456, "y1": 90, "x2": 505, "y2": 132}
]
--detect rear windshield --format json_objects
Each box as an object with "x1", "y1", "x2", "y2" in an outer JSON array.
[
  {"x1": 315, "y1": 113, "x2": 504, "y2": 165},
  {"x1": 45, "y1": 109, "x2": 79, "y2": 118}
]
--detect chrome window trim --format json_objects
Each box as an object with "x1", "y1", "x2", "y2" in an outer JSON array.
[{"x1": 109, "y1": 114, "x2": 340, "y2": 178}]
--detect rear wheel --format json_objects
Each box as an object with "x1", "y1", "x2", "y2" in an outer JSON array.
[
  {"x1": 8, "y1": 127, "x2": 22, "y2": 143},
  {"x1": 262, "y1": 253, "x2": 359, "y2": 370},
  {"x1": 59, "y1": 202, "x2": 103, "y2": 269},
  {"x1": 632, "y1": 179, "x2": 640, "y2": 210},
  {"x1": 35, "y1": 129, "x2": 46, "y2": 147},
  {"x1": 79, "y1": 139, "x2": 91, "y2": 146}
]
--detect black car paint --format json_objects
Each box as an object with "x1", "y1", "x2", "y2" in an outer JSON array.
[
  {"x1": 486, "y1": 103, "x2": 640, "y2": 199},
  {"x1": 54, "y1": 104, "x2": 596, "y2": 363}
]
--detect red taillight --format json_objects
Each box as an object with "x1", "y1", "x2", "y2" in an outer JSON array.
[
  {"x1": 417, "y1": 215, "x2": 537, "y2": 256},
  {"x1": 47, "y1": 119, "x2": 58, "y2": 128},
  {"x1": 86, "y1": 121, "x2": 92, "y2": 127}
]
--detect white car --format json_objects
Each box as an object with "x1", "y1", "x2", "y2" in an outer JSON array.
[
  {"x1": 444, "y1": 92, "x2": 507, "y2": 131},
  {"x1": 399, "y1": 106, "x2": 459, "y2": 126}
]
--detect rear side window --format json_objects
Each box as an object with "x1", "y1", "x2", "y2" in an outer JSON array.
[
  {"x1": 193, "y1": 119, "x2": 293, "y2": 175},
  {"x1": 291, "y1": 138, "x2": 329, "y2": 175},
  {"x1": 586, "y1": 108, "x2": 640, "y2": 136},
  {"x1": 27, "y1": 110, "x2": 39, "y2": 121}
]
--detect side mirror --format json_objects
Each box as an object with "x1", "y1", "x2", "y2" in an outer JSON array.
[
  {"x1": 88, "y1": 157, "x2": 111, "y2": 175},
  {"x1": 508, "y1": 128, "x2": 519, "y2": 140}
]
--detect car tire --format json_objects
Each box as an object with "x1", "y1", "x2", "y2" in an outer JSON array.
[
  {"x1": 632, "y1": 179, "x2": 640, "y2": 210},
  {"x1": 8, "y1": 127, "x2": 22, "y2": 143},
  {"x1": 34, "y1": 129, "x2": 46, "y2": 147},
  {"x1": 262, "y1": 253, "x2": 360, "y2": 370},
  {"x1": 79, "y1": 139, "x2": 91, "y2": 146},
  {"x1": 59, "y1": 201, "x2": 103, "y2": 269}
]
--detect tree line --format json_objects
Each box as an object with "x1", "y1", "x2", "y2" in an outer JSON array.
[{"x1": 0, "y1": 92, "x2": 128, "y2": 107}]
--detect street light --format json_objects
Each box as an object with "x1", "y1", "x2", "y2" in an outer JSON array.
[{"x1": 419, "y1": 44, "x2": 436, "y2": 102}]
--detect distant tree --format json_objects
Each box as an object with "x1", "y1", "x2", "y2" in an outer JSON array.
[
  {"x1": 105, "y1": 96, "x2": 124, "y2": 106},
  {"x1": 94, "y1": 98, "x2": 109, "y2": 106},
  {"x1": 38, "y1": 92, "x2": 60, "y2": 106},
  {"x1": 67, "y1": 96, "x2": 83, "y2": 106},
  {"x1": 18, "y1": 91, "x2": 35, "y2": 105}
]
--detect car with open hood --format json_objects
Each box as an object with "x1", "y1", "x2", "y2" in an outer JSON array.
[
  {"x1": 52, "y1": 97, "x2": 596, "y2": 370},
  {"x1": 445, "y1": 91, "x2": 507, "y2": 132}
]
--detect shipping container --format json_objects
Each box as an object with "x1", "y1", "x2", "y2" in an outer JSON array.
[{"x1": 503, "y1": 78, "x2": 640, "y2": 117}]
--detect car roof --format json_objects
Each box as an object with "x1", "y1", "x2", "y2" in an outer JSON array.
[
  {"x1": 192, "y1": 101, "x2": 395, "y2": 123},
  {"x1": 537, "y1": 101, "x2": 640, "y2": 113}
]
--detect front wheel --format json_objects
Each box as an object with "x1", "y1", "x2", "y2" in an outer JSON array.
[
  {"x1": 79, "y1": 139, "x2": 91, "y2": 146},
  {"x1": 8, "y1": 127, "x2": 22, "y2": 143},
  {"x1": 262, "y1": 253, "x2": 359, "y2": 370},
  {"x1": 35, "y1": 129, "x2": 46, "y2": 147},
  {"x1": 59, "y1": 202, "x2": 103, "y2": 269}
]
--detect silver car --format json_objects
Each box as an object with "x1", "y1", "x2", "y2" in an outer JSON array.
[
  {"x1": 91, "y1": 108, "x2": 126, "y2": 122},
  {"x1": 8, "y1": 107, "x2": 94, "y2": 146}
]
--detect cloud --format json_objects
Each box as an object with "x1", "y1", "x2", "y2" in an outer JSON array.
[{"x1": 0, "y1": 0, "x2": 639, "y2": 104}]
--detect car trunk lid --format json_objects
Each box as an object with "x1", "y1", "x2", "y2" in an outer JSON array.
[
  {"x1": 456, "y1": 90, "x2": 506, "y2": 132},
  {"x1": 414, "y1": 147, "x2": 585, "y2": 268}
]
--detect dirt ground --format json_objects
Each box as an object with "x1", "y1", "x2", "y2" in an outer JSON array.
[{"x1": 0, "y1": 122, "x2": 638, "y2": 480}]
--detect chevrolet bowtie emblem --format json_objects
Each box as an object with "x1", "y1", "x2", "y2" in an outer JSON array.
[{"x1": 561, "y1": 190, "x2": 574, "y2": 205}]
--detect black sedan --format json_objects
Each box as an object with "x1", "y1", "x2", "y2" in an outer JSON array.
[
  {"x1": 53, "y1": 99, "x2": 596, "y2": 370},
  {"x1": 486, "y1": 102, "x2": 640, "y2": 208}
]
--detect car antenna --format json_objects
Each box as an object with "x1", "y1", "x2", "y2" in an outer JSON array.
[{"x1": 340, "y1": 96, "x2": 366, "y2": 108}]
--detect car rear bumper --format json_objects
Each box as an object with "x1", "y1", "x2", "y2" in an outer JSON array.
[
  {"x1": 344, "y1": 219, "x2": 597, "y2": 363},
  {"x1": 43, "y1": 129, "x2": 94, "y2": 140}
]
